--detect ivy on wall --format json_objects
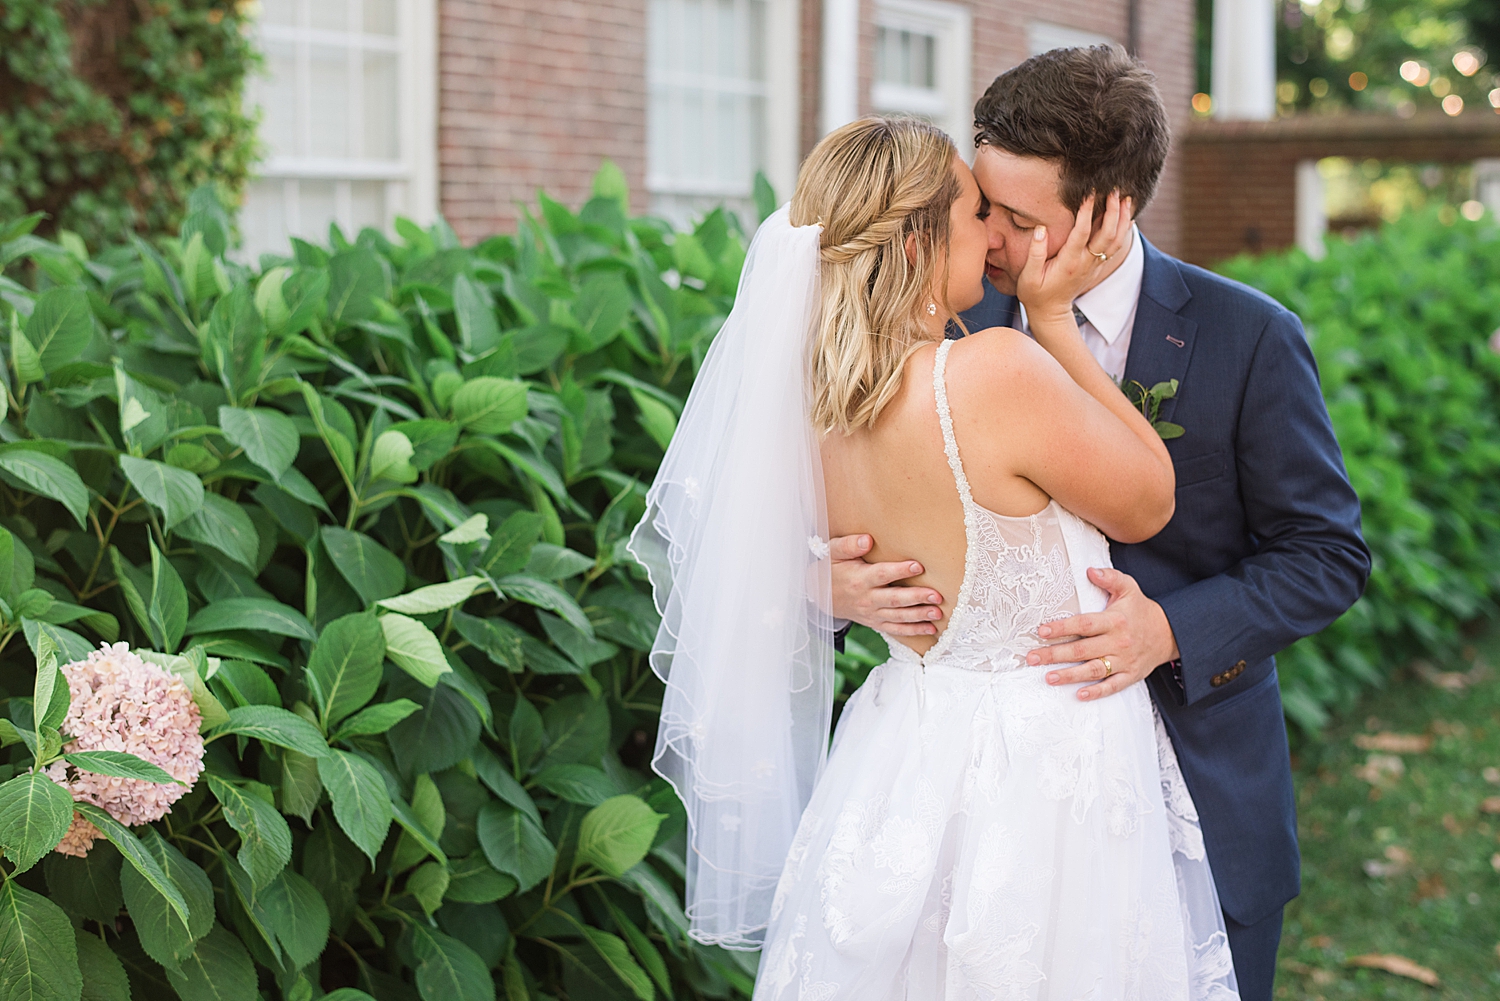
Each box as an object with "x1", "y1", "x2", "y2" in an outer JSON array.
[{"x1": 0, "y1": 0, "x2": 259, "y2": 248}]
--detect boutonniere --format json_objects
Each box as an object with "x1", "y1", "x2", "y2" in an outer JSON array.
[{"x1": 1118, "y1": 378, "x2": 1184, "y2": 440}]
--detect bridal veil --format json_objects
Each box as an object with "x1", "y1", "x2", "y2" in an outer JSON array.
[{"x1": 627, "y1": 206, "x2": 835, "y2": 949}]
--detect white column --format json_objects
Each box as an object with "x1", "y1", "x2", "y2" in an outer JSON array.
[
  {"x1": 1476, "y1": 159, "x2": 1500, "y2": 216},
  {"x1": 821, "y1": 0, "x2": 860, "y2": 136},
  {"x1": 1295, "y1": 160, "x2": 1326, "y2": 260},
  {"x1": 766, "y1": 0, "x2": 802, "y2": 201},
  {"x1": 1212, "y1": 0, "x2": 1276, "y2": 121}
]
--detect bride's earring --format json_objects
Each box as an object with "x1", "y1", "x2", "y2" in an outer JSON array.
[{"x1": 926, "y1": 301, "x2": 937, "y2": 316}]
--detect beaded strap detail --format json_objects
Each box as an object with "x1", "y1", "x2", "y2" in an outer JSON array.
[{"x1": 922, "y1": 339, "x2": 980, "y2": 665}]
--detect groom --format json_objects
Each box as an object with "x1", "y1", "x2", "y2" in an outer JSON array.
[{"x1": 829, "y1": 46, "x2": 1369, "y2": 1000}]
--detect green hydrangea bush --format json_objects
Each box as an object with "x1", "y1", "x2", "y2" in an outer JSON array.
[
  {"x1": 1221, "y1": 210, "x2": 1500, "y2": 730},
  {"x1": 0, "y1": 165, "x2": 761, "y2": 1001}
]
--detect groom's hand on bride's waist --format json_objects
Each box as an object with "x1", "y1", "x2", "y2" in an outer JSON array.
[
  {"x1": 828, "y1": 534, "x2": 945, "y2": 637},
  {"x1": 1026, "y1": 567, "x2": 1181, "y2": 701}
]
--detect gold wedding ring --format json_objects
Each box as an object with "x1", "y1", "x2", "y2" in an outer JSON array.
[
  {"x1": 1101, "y1": 657, "x2": 1115, "y2": 678},
  {"x1": 1091, "y1": 250, "x2": 1109, "y2": 262}
]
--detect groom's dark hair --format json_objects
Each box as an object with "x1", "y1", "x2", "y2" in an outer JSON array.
[{"x1": 973, "y1": 45, "x2": 1169, "y2": 213}]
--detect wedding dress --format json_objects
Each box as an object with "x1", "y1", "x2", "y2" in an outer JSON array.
[{"x1": 752, "y1": 338, "x2": 1240, "y2": 1001}]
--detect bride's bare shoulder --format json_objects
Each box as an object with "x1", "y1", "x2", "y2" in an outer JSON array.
[{"x1": 945, "y1": 326, "x2": 1061, "y2": 390}]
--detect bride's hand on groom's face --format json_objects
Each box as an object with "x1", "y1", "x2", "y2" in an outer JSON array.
[
  {"x1": 828, "y1": 534, "x2": 945, "y2": 636},
  {"x1": 1015, "y1": 190, "x2": 1133, "y2": 326}
]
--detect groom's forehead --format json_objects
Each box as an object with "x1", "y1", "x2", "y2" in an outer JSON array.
[{"x1": 973, "y1": 146, "x2": 1064, "y2": 217}]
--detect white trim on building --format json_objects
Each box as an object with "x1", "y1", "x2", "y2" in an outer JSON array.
[
  {"x1": 646, "y1": 0, "x2": 800, "y2": 227},
  {"x1": 871, "y1": 0, "x2": 973, "y2": 156},
  {"x1": 241, "y1": 0, "x2": 439, "y2": 261}
]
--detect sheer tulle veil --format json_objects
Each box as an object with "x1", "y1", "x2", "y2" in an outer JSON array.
[{"x1": 626, "y1": 206, "x2": 835, "y2": 949}]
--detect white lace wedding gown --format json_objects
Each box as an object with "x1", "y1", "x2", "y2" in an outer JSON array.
[{"x1": 754, "y1": 340, "x2": 1239, "y2": 1001}]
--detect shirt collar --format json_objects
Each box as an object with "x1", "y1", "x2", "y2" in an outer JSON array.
[{"x1": 1072, "y1": 224, "x2": 1145, "y2": 345}]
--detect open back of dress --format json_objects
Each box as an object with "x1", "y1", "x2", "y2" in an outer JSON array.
[{"x1": 753, "y1": 339, "x2": 1240, "y2": 1001}]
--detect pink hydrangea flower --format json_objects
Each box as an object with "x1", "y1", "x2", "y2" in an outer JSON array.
[{"x1": 44, "y1": 643, "x2": 205, "y2": 856}]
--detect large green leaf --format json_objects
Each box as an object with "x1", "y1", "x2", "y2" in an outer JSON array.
[
  {"x1": 476, "y1": 801, "x2": 556, "y2": 893},
  {"x1": 376, "y1": 576, "x2": 484, "y2": 615},
  {"x1": 208, "y1": 706, "x2": 329, "y2": 758},
  {"x1": 580, "y1": 926, "x2": 654, "y2": 1001},
  {"x1": 118, "y1": 827, "x2": 213, "y2": 973},
  {"x1": 147, "y1": 538, "x2": 189, "y2": 652},
  {"x1": 327, "y1": 699, "x2": 420, "y2": 743},
  {"x1": 0, "y1": 526, "x2": 36, "y2": 607},
  {"x1": 317, "y1": 750, "x2": 393, "y2": 864},
  {"x1": 388, "y1": 681, "x2": 480, "y2": 777},
  {"x1": 476, "y1": 511, "x2": 544, "y2": 577},
  {"x1": 163, "y1": 924, "x2": 257, "y2": 1001},
  {"x1": 43, "y1": 841, "x2": 123, "y2": 925},
  {"x1": 0, "y1": 880, "x2": 82, "y2": 1001},
  {"x1": 321, "y1": 527, "x2": 405, "y2": 604},
  {"x1": 452, "y1": 273, "x2": 501, "y2": 355},
  {"x1": 205, "y1": 775, "x2": 292, "y2": 890},
  {"x1": 540, "y1": 694, "x2": 611, "y2": 770},
  {"x1": 176, "y1": 494, "x2": 260, "y2": 571},
  {"x1": 24, "y1": 287, "x2": 93, "y2": 373},
  {"x1": 218, "y1": 406, "x2": 300, "y2": 478},
  {"x1": 404, "y1": 923, "x2": 496, "y2": 1001},
  {"x1": 495, "y1": 574, "x2": 594, "y2": 638},
  {"x1": 534, "y1": 764, "x2": 617, "y2": 807},
  {"x1": 305, "y1": 611, "x2": 385, "y2": 727},
  {"x1": 443, "y1": 852, "x2": 518, "y2": 904},
  {"x1": 119, "y1": 455, "x2": 204, "y2": 530},
  {"x1": 0, "y1": 773, "x2": 74, "y2": 873},
  {"x1": 451, "y1": 377, "x2": 527, "y2": 434},
  {"x1": 379, "y1": 613, "x2": 451, "y2": 687},
  {"x1": 74, "y1": 927, "x2": 130, "y2": 1001},
  {"x1": 185, "y1": 597, "x2": 316, "y2": 640},
  {"x1": 575, "y1": 796, "x2": 666, "y2": 878},
  {"x1": 257, "y1": 870, "x2": 330, "y2": 971},
  {"x1": 64, "y1": 750, "x2": 180, "y2": 785},
  {"x1": 327, "y1": 247, "x2": 388, "y2": 327},
  {"x1": 0, "y1": 450, "x2": 88, "y2": 528}
]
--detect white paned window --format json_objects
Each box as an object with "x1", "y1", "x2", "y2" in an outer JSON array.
[
  {"x1": 241, "y1": 0, "x2": 437, "y2": 261},
  {"x1": 647, "y1": 0, "x2": 799, "y2": 228},
  {"x1": 871, "y1": 0, "x2": 971, "y2": 154}
]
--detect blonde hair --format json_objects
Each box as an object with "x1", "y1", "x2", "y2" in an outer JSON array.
[{"x1": 790, "y1": 116, "x2": 961, "y2": 433}]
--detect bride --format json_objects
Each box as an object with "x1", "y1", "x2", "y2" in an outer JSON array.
[{"x1": 629, "y1": 116, "x2": 1239, "y2": 1000}]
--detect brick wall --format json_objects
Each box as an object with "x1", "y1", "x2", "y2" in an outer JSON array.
[
  {"x1": 436, "y1": 0, "x2": 1195, "y2": 252},
  {"x1": 1182, "y1": 114, "x2": 1500, "y2": 265},
  {"x1": 439, "y1": 0, "x2": 648, "y2": 244},
  {"x1": 797, "y1": 0, "x2": 1194, "y2": 255}
]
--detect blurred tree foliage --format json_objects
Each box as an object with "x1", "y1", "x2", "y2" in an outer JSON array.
[
  {"x1": 0, "y1": 0, "x2": 258, "y2": 249},
  {"x1": 1273, "y1": 0, "x2": 1494, "y2": 114}
]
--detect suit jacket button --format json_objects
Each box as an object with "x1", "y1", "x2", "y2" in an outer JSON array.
[{"x1": 1211, "y1": 673, "x2": 1225, "y2": 687}]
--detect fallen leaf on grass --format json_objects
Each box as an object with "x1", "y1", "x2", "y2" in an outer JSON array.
[
  {"x1": 1490, "y1": 852, "x2": 1500, "y2": 873},
  {"x1": 1306, "y1": 935, "x2": 1334, "y2": 949},
  {"x1": 1364, "y1": 844, "x2": 1413, "y2": 878},
  {"x1": 1354, "y1": 732, "x2": 1432, "y2": 753},
  {"x1": 1442, "y1": 813, "x2": 1461, "y2": 834},
  {"x1": 1415, "y1": 873, "x2": 1448, "y2": 900},
  {"x1": 1346, "y1": 954, "x2": 1440, "y2": 986},
  {"x1": 1480, "y1": 796, "x2": 1500, "y2": 815},
  {"x1": 1354, "y1": 753, "x2": 1406, "y2": 786},
  {"x1": 1414, "y1": 660, "x2": 1489, "y2": 692},
  {"x1": 1483, "y1": 766, "x2": 1500, "y2": 784}
]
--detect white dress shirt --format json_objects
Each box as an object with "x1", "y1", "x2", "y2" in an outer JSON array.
[{"x1": 1017, "y1": 224, "x2": 1146, "y2": 381}]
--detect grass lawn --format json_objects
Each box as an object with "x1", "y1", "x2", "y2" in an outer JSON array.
[{"x1": 1275, "y1": 628, "x2": 1500, "y2": 999}]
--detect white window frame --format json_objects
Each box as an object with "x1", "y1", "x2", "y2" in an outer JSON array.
[
  {"x1": 242, "y1": 0, "x2": 438, "y2": 256},
  {"x1": 645, "y1": 0, "x2": 800, "y2": 227},
  {"x1": 870, "y1": 0, "x2": 971, "y2": 154},
  {"x1": 1027, "y1": 20, "x2": 1112, "y2": 57}
]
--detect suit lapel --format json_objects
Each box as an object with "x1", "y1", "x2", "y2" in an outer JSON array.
[{"x1": 1123, "y1": 240, "x2": 1198, "y2": 425}]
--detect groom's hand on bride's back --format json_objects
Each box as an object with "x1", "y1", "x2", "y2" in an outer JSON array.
[{"x1": 828, "y1": 534, "x2": 944, "y2": 636}]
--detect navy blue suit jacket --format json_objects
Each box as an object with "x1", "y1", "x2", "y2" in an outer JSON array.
[{"x1": 957, "y1": 239, "x2": 1370, "y2": 924}]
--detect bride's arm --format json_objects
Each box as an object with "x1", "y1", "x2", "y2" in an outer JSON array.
[{"x1": 1020, "y1": 193, "x2": 1174, "y2": 485}]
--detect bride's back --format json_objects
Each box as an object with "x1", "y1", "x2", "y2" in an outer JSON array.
[{"x1": 822, "y1": 331, "x2": 1058, "y2": 658}]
